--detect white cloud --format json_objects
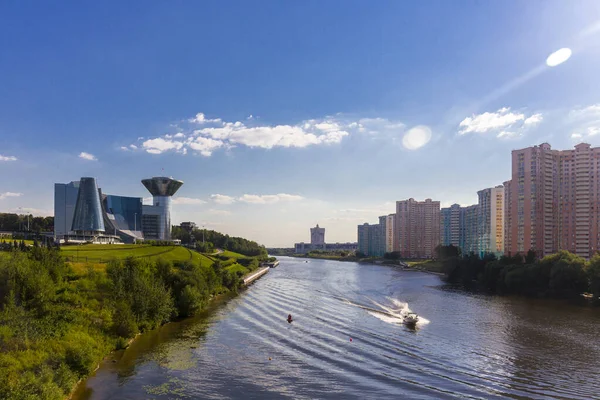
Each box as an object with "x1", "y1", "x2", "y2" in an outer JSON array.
[
  {"x1": 570, "y1": 127, "x2": 600, "y2": 140},
  {"x1": 119, "y1": 146, "x2": 128, "y2": 151},
  {"x1": 142, "y1": 138, "x2": 184, "y2": 154},
  {"x1": 0, "y1": 192, "x2": 23, "y2": 200},
  {"x1": 195, "y1": 122, "x2": 348, "y2": 149},
  {"x1": 238, "y1": 193, "x2": 304, "y2": 204},
  {"x1": 210, "y1": 194, "x2": 236, "y2": 204},
  {"x1": 130, "y1": 144, "x2": 138, "y2": 149},
  {"x1": 172, "y1": 197, "x2": 206, "y2": 205},
  {"x1": 188, "y1": 113, "x2": 222, "y2": 124},
  {"x1": 128, "y1": 112, "x2": 418, "y2": 156},
  {"x1": 524, "y1": 113, "x2": 543, "y2": 125},
  {"x1": 208, "y1": 209, "x2": 232, "y2": 216},
  {"x1": 497, "y1": 131, "x2": 519, "y2": 139},
  {"x1": 459, "y1": 107, "x2": 527, "y2": 134},
  {"x1": 570, "y1": 104, "x2": 600, "y2": 119},
  {"x1": 79, "y1": 152, "x2": 97, "y2": 161},
  {"x1": 187, "y1": 136, "x2": 224, "y2": 156},
  {"x1": 0, "y1": 155, "x2": 17, "y2": 161}
]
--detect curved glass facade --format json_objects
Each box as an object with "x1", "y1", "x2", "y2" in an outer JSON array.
[
  {"x1": 71, "y1": 177, "x2": 105, "y2": 232},
  {"x1": 104, "y1": 195, "x2": 142, "y2": 232}
]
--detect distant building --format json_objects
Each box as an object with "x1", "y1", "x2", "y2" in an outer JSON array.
[
  {"x1": 310, "y1": 224, "x2": 325, "y2": 245},
  {"x1": 55, "y1": 177, "x2": 119, "y2": 244},
  {"x1": 103, "y1": 194, "x2": 143, "y2": 242},
  {"x1": 385, "y1": 214, "x2": 395, "y2": 253},
  {"x1": 180, "y1": 221, "x2": 197, "y2": 232},
  {"x1": 54, "y1": 175, "x2": 183, "y2": 244},
  {"x1": 141, "y1": 177, "x2": 184, "y2": 241},
  {"x1": 357, "y1": 222, "x2": 384, "y2": 257},
  {"x1": 439, "y1": 186, "x2": 504, "y2": 258},
  {"x1": 54, "y1": 181, "x2": 80, "y2": 239},
  {"x1": 395, "y1": 198, "x2": 440, "y2": 258},
  {"x1": 71, "y1": 177, "x2": 105, "y2": 234},
  {"x1": 478, "y1": 186, "x2": 504, "y2": 256},
  {"x1": 504, "y1": 142, "x2": 600, "y2": 259},
  {"x1": 441, "y1": 204, "x2": 461, "y2": 248},
  {"x1": 294, "y1": 224, "x2": 357, "y2": 253},
  {"x1": 462, "y1": 205, "x2": 479, "y2": 255}
]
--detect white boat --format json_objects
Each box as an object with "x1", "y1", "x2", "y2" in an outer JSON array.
[{"x1": 403, "y1": 312, "x2": 419, "y2": 326}]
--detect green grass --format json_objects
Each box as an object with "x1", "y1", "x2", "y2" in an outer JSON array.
[
  {"x1": 220, "y1": 250, "x2": 249, "y2": 259},
  {"x1": 406, "y1": 260, "x2": 443, "y2": 273},
  {"x1": 0, "y1": 239, "x2": 35, "y2": 246},
  {"x1": 61, "y1": 244, "x2": 201, "y2": 264},
  {"x1": 225, "y1": 263, "x2": 250, "y2": 276}
]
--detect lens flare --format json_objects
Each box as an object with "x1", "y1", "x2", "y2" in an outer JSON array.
[
  {"x1": 402, "y1": 125, "x2": 432, "y2": 150},
  {"x1": 546, "y1": 48, "x2": 572, "y2": 67}
]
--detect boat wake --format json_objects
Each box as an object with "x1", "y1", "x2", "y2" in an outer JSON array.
[{"x1": 343, "y1": 297, "x2": 430, "y2": 327}]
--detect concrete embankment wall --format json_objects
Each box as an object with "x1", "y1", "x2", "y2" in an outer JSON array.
[{"x1": 243, "y1": 266, "x2": 270, "y2": 286}]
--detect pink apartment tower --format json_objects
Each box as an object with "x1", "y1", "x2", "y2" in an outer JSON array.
[{"x1": 504, "y1": 142, "x2": 600, "y2": 259}]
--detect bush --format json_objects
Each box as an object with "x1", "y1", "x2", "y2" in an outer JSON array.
[
  {"x1": 177, "y1": 285, "x2": 204, "y2": 317},
  {"x1": 111, "y1": 301, "x2": 138, "y2": 338},
  {"x1": 64, "y1": 333, "x2": 99, "y2": 377}
]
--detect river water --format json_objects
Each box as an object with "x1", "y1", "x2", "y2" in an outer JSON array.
[{"x1": 73, "y1": 257, "x2": 600, "y2": 400}]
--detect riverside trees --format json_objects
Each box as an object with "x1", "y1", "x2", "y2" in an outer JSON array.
[
  {"x1": 440, "y1": 246, "x2": 596, "y2": 299},
  {"x1": 0, "y1": 248, "x2": 243, "y2": 399}
]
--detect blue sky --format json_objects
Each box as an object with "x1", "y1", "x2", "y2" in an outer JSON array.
[{"x1": 1, "y1": 1, "x2": 600, "y2": 246}]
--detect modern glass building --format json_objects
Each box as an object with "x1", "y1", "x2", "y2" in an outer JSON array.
[
  {"x1": 54, "y1": 176, "x2": 182, "y2": 243},
  {"x1": 102, "y1": 195, "x2": 143, "y2": 242},
  {"x1": 71, "y1": 177, "x2": 105, "y2": 233},
  {"x1": 141, "y1": 177, "x2": 184, "y2": 241},
  {"x1": 54, "y1": 181, "x2": 80, "y2": 238}
]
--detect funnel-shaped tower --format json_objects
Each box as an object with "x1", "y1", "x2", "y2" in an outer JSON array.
[
  {"x1": 141, "y1": 177, "x2": 183, "y2": 241},
  {"x1": 71, "y1": 177, "x2": 105, "y2": 233}
]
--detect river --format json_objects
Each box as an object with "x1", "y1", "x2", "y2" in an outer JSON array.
[{"x1": 72, "y1": 257, "x2": 600, "y2": 400}]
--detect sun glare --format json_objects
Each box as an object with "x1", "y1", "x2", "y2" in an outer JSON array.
[{"x1": 546, "y1": 48, "x2": 572, "y2": 67}]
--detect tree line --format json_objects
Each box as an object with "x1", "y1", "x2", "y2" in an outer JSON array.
[
  {"x1": 0, "y1": 213, "x2": 54, "y2": 233},
  {"x1": 437, "y1": 245, "x2": 600, "y2": 300},
  {"x1": 0, "y1": 248, "x2": 243, "y2": 399},
  {"x1": 172, "y1": 227, "x2": 267, "y2": 257}
]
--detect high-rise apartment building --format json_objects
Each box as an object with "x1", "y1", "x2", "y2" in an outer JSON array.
[
  {"x1": 440, "y1": 203, "x2": 486, "y2": 256},
  {"x1": 478, "y1": 185, "x2": 504, "y2": 256},
  {"x1": 395, "y1": 198, "x2": 440, "y2": 258},
  {"x1": 441, "y1": 204, "x2": 461, "y2": 247},
  {"x1": 357, "y1": 222, "x2": 384, "y2": 257},
  {"x1": 385, "y1": 214, "x2": 395, "y2": 253},
  {"x1": 461, "y1": 205, "x2": 479, "y2": 255},
  {"x1": 504, "y1": 143, "x2": 600, "y2": 259}
]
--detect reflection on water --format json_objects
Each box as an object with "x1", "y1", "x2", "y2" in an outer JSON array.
[{"x1": 73, "y1": 257, "x2": 600, "y2": 400}]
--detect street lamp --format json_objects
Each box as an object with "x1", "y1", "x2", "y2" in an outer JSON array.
[{"x1": 134, "y1": 213, "x2": 137, "y2": 244}]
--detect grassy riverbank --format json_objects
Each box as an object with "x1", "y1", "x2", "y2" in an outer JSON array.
[
  {"x1": 0, "y1": 246, "x2": 267, "y2": 399},
  {"x1": 291, "y1": 252, "x2": 443, "y2": 273}
]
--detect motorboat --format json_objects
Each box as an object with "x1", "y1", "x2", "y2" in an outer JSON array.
[{"x1": 403, "y1": 312, "x2": 419, "y2": 326}]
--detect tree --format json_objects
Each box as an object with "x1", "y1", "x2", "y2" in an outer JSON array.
[
  {"x1": 525, "y1": 249, "x2": 537, "y2": 264},
  {"x1": 435, "y1": 245, "x2": 461, "y2": 260},
  {"x1": 384, "y1": 251, "x2": 402, "y2": 260},
  {"x1": 586, "y1": 254, "x2": 600, "y2": 298}
]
